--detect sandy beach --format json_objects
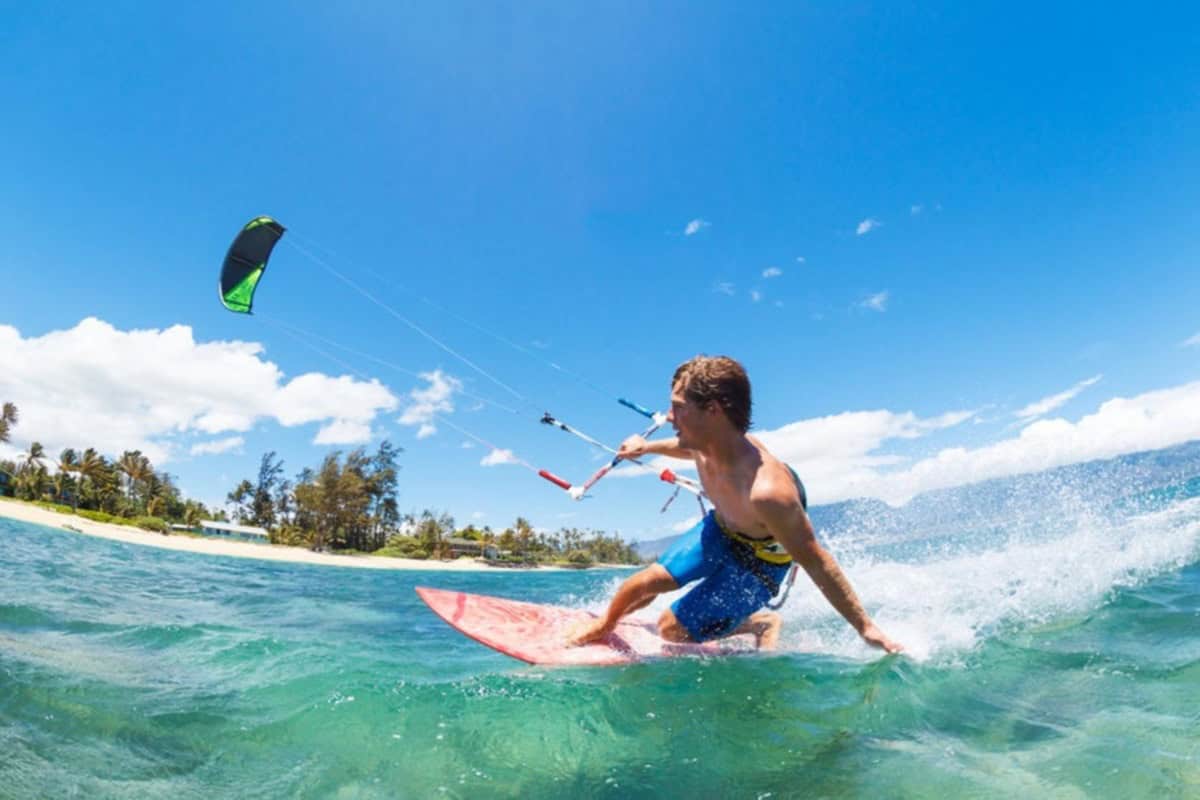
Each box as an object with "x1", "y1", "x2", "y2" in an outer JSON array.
[{"x1": 0, "y1": 499, "x2": 592, "y2": 572}]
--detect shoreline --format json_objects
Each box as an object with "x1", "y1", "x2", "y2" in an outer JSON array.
[{"x1": 0, "y1": 499, "x2": 635, "y2": 573}]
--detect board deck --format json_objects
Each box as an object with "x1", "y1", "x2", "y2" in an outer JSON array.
[{"x1": 415, "y1": 586, "x2": 757, "y2": 666}]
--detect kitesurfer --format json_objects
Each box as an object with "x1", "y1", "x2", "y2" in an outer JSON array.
[{"x1": 570, "y1": 355, "x2": 903, "y2": 653}]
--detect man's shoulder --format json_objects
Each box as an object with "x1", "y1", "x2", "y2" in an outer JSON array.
[{"x1": 748, "y1": 460, "x2": 801, "y2": 509}]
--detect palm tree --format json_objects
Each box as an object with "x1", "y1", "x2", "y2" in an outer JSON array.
[
  {"x1": 514, "y1": 516, "x2": 534, "y2": 561},
  {"x1": 116, "y1": 450, "x2": 152, "y2": 508},
  {"x1": 73, "y1": 448, "x2": 104, "y2": 512},
  {"x1": 183, "y1": 500, "x2": 204, "y2": 529},
  {"x1": 54, "y1": 448, "x2": 78, "y2": 505},
  {"x1": 226, "y1": 479, "x2": 254, "y2": 523},
  {"x1": 0, "y1": 402, "x2": 17, "y2": 444},
  {"x1": 21, "y1": 442, "x2": 46, "y2": 476}
]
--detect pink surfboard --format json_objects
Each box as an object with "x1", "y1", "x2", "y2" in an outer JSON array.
[{"x1": 415, "y1": 586, "x2": 757, "y2": 666}]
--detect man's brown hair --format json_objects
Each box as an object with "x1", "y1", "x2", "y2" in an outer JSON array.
[{"x1": 672, "y1": 355, "x2": 752, "y2": 433}]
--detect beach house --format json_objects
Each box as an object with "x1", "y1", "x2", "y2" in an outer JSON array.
[{"x1": 197, "y1": 519, "x2": 270, "y2": 543}]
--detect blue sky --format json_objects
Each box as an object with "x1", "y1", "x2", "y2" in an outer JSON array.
[{"x1": 2, "y1": 3, "x2": 1199, "y2": 541}]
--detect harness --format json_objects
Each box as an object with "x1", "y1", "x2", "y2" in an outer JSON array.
[{"x1": 711, "y1": 466, "x2": 808, "y2": 599}]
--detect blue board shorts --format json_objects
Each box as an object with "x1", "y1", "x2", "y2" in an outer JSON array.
[{"x1": 658, "y1": 512, "x2": 791, "y2": 642}]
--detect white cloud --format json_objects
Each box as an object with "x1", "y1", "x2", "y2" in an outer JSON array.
[
  {"x1": 911, "y1": 204, "x2": 924, "y2": 216},
  {"x1": 397, "y1": 369, "x2": 462, "y2": 438},
  {"x1": 314, "y1": 419, "x2": 374, "y2": 445},
  {"x1": 0, "y1": 318, "x2": 398, "y2": 462},
  {"x1": 189, "y1": 436, "x2": 244, "y2": 456},
  {"x1": 481, "y1": 448, "x2": 517, "y2": 467},
  {"x1": 614, "y1": 407, "x2": 975, "y2": 488},
  {"x1": 860, "y1": 291, "x2": 889, "y2": 312},
  {"x1": 796, "y1": 257, "x2": 806, "y2": 264},
  {"x1": 750, "y1": 290, "x2": 763, "y2": 303},
  {"x1": 625, "y1": 378, "x2": 1200, "y2": 507},
  {"x1": 713, "y1": 282, "x2": 736, "y2": 296},
  {"x1": 1014, "y1": 375, "x2": 1102, "y2": 421},
  {"x1": 854, "y1": 380, "x2": 1200, "y2": 505},
  {"x1": 1182, "y1": 332, "x2": 1200, "y2": 348},
  {"x1": 461, "y1": 441, "x2": 475, "y2": 449},
  {"x1": 472, "y1": 511, "x2": 486, "y2": 520},
  {"x1": 684, "y1": 218, "x2": 710, "y2": 236},
  {"x1": 763, "y1": 267, "x2": 783, "y2": 279},
  {"x1": 672, "y1": 514, "x2": 703, "y2": 533},
  {"x1": 856, "y1": 218, "x2": 881, "y2": 236}
]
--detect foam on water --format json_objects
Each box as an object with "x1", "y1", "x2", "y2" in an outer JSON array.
[{"x1": 575, "y1": 495, "x2": 1200, "y2": 664}]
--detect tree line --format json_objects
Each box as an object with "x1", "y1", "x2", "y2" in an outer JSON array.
[
  {"x1": 0, "y1": 402, "x2": 215, "y2": 529},
  {"x1": 225, "y1": 446, "x2": 642, "y2": 565},
  {"x1": 1, "y1": 401, "x2": 642, "y2": 566}
]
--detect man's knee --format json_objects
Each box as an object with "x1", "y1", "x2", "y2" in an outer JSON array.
[
  {"x1": 637, "y1": 563, "x2": 680, "y2": 594},
  {"x1": 657, "y1": 608, "x2": 693, "y2": 642}
]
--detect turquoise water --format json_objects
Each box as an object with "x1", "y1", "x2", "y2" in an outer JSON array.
[{"x1": 3, "y1": 482, "x2": 1200, "y2": 798}]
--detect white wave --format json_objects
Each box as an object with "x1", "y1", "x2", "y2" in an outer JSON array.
[{"x1": 575, "y1": 497, "x2": 1200, "y2": 665}]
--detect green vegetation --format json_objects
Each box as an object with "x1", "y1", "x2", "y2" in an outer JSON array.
[
  {"x1": 226, "y1": 448, "x2": 643, "y2": 565},
  {"x1": 0, "y1": 401, "x2": 217, "y2": 527},
  {"x1": 0, "y1": 399, "x2": 643, "y2": 566}
]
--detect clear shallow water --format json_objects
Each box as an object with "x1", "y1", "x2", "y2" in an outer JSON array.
[{"x1": 3, "y1": 475, "x2": 1200, "y2": 798}]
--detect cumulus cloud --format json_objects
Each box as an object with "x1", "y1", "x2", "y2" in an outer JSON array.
[
  {"x1": 1182, "y1": 332, "x2": 1200, "y2": 348},
  {"x1": 750, "y1": 290, "x2": 763, "y2": 303},
  {"x1": 684, "y1": 218, "x2": 710, "y2": 236},
  {"x1": 397, "y1": 369, "x2": 462, "y2": 438},
  {"x1": 853, "y1": 380, "x2": 1200, "y2": 505},
  {"x1": 0, "y1": 318, "x2": 398, "y2": 463},
  {"x1": 860, "y1": 291, "x2": 889, "y2": 312},
  {"x1": 856, "y1": 218, "x2": 881, "y2": 236},
  {"x1": 189, "y1": 436, "x2": 244, "y2": 457},
  {"x1": 1014, "y1": 375, "x2": 1102, "y2": 421},
  {"x1": 480, "y1": 448, "x2": 518, "y2": 467},
  {"x1": 763, "y1": 267, "x2": 783, "y2": 279},
  {"x1": 620, "y1": 378, "x2": 1200, "y2": 507}
]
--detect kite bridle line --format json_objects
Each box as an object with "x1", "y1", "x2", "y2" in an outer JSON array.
[
  {"x1": 265, "y1": 310, "x2": 691, "y2": 508},
  {"x1": 283, "y1": 237, "x2": 529, "y2": 404},
  {"x1": 256, "y1": 227, "x2": 796, "y2": 604},
  {"x1": 260, "y1": 315, "x2": 525, "y2": 417},
  {"x1": 258, "y1": 226, "x2": 710, "y2": 512},
  {"x1": 289, "y1": 230, "x2": 628, "y2": 406}
]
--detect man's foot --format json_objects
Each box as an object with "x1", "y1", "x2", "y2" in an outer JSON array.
[{"x1": 567, "y1": 616, "x2": 613, "y2": 647}]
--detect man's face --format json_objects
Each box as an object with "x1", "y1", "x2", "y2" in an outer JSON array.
[{"x1": 667, "y1": 382, "x2": 708, "y2": 448}]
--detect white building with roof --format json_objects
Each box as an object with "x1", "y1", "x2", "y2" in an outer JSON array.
[{"x1": 198, "y1": 520, "x2": 270, "y2": 543}]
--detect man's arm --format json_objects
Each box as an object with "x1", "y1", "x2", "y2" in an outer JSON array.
[
  {"x1": 617, "y1": 434, "x2": 695, "y2": 461},
  {"x1": 757, "y1": 493, "x2": 903, "y2": 654}
]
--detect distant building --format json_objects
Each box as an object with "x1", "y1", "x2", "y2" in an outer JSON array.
[
  {"x1": 446, "y1": 537, "x2": 499, "y2": 559},
  {"x1": 198, "y1": 519, "x2": 270, "y2": 543}
]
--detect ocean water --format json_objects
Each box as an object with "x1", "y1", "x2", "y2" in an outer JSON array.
[{"x1": 2, "y1": 464, "x2": 1200, "y2": 798}]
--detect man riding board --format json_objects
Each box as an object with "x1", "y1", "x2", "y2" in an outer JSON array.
[{"x1": 570, "y1": 355, "x2": 903, "y2": 654}]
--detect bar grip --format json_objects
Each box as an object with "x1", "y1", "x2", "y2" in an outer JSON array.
[
  {"x1": 618, "y1": 398, "x2": 655, "y2": 419},
  {"x1": 538, "y1": 470, "x2": 572, "y2": 490}
]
